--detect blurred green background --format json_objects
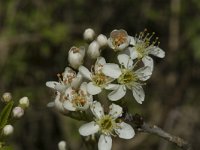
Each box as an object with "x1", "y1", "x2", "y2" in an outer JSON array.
[{"x1": 0, "y1": 0, "x2": 200, "y2": 149}]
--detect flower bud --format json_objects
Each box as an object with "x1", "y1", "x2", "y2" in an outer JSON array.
[
  {"x1": 87, "y1": 41, "x2": 100, "y2": 59},
  {"x1": 68, "y1": 46, "x2": 85, "y2": 69},
  {"x1": 96, "y1": 34, "x2": 107, "y2": 47},
  {"x1": 12, "y1": 106, "x2": 24, "y2": 118},
  {"x1": 19, "y1": 96, "x2": 29, "y2": 108},
  {"x1": 3, "y1": 125, "x2": 14, "y2": 136},
  {"x1": 58, "y1": 141, "x2": 67, "y2": 150},
  {"x1": 83, "y1": 28, "x2": 95, "y2": 41},
  {"x1": 2, "y1": 92, "x2": 12, "y2": 102}
]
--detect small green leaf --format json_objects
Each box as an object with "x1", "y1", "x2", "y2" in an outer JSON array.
[{"x1": 0, "y1": 101, "x2": 14, "y2": 129}]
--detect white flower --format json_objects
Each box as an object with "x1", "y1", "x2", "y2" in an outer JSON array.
[
  {"x1": 68, "y1": 46, "x2": 85, "y2": 69},
  {"x1": 12, "y1": 106, "x2": 24, "y2": 118},
  {"x1": 96, "y1": 34, "x2": 107, "y2": 47},
  {"x1": 129, "y1": 30, "x2": 165, "y2": 71},
  {"x1": 79, "y1": 57, "x2": 114, "y2": 95},
  {"x1": 63, "y1": 82, "x2": 93, "y2": 111},
  {"x1": 19, "y1": 96, "x2": 29, "y2": 108},
  {"x1": 108, "y1": 29, "x2": 131, "y2": 51},
  {"x1": 58, "y1": 141, "x2": 67, "y2": 150},
  {"x1": 79, "y1": 101, "x2": 135, "y2": 150},
  {"x1": 46, "y1": 67, "x2": 82, "y2": 92},
  {"x1": 87, "y1": 41, "x2": 101, "y2": 59},
  {"x1": 83, "y1": 28, "x2": 95, "y2": 41},
  {"x1": 2, "y1": 92, "x2": 12, "y2": 102},
  {"x1": 102, "y1": 54, "x2": 152, "y2": 104},
  {"x1": 3, "y1": 125, "x2": 14, "y2": 136}
]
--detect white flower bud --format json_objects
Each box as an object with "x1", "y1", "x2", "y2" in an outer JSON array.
[
  {"x1": 68, "y1": 46, "x2": 85, "y2": 69},
  {"x1": 12, "y1": 106, "x2": 24, "y2": 118},
  {"x1": 87, "y1": 41, "x2": 100, "y2": 59},
  {"x1": 2, "y1": 92, "x2": 12, "y2": 102},
  {"x1": 58, "y1": 141, "x2": 67, "y2": 150},
  {"x1": 83, "y1": 28, "x2": 95, "y2": 41},
  {"x1": 3, "y1": 125, "x2": 14, "y2": 136},
  {"x1": 19, "y1": 96, "x2": 30, "y2": 108},
  {"x1": 96, "y1": 34, "x2": 107, "y2": 47}
]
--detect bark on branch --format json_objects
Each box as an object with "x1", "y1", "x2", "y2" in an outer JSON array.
[{"x1": 125, "y1": 114, "x2": 192, "y2": 150}]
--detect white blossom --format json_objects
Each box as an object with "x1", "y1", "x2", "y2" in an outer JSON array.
[
  {"x1": 102, "y1": 54, "x2": 152, "y2": 104},
  {"x1": 129, "y1": 30, "x2": 165, "y2": 71},
  {"x1": 3, "y1": 125, "x2": 14, "y2": 136},
  {"x1": 79, "y1": 101, "x2": 135, "y2": 150},
  {"x1": 12, "y1": 106, "x2": 24, "y2": 118},
  {"x1": 63, "y1": 82, "x2": 93, "y2": 111},
  {"x1": 68, "y1": 46, "x2": 85, "y2": 69},
  {"x1": 108, "y1": 29, "x2": 131, "y2": 51},
  {"x1": 83, "y1": 28, "x2": 95, "y2": 41},
  {"x1": 2, "y1": 92, "x2": 12, "y2": 102},
  {"x1": 58, "y1": 141, "x2": 67, "y2": 150},
  {"x1": 79, "y1": 57, "x2": 114, "y2": 95},
  {"x1": 96, "y1": 34, "x2": 107, "y2": 47},
  {"x1": 87, "y1": 41, "x2": 101, "y2": 59},
  {"x1": 19, "y1": 96, "x2": 29, "y2": 108}
]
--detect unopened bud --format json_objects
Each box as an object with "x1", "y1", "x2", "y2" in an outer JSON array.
[
  {"x1": 83, "y1": 28, "x2": 95, "y2": 41},
  {"x1": 68, "y1": 46, "x2": 85, "y2": 69},
  {"x1": 3, "y1": 125, "x2": 14, "y2": 136},
  {"x1": 2, "y1": 92, "x2": 12, "y2": 102},
  {"x1": 96, "y1": 34, "x2": 107, "y2": 47},
  {"x1": 12, "y1": 106, "x2": 24, "y2": 118},
  {"x1": 19, "y1": 96, "x2": 29, "y2": 108},
  {"x1": 58, "y1": 141, "x2": 67, "y2": 150},
  {"x1": 87, "y1": 41, "x2": 100, "y2": 59}
]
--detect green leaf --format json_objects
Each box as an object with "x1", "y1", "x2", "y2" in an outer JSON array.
[
  {"x1": 0, "y1": 101, "x2": 14, "y2": 129},
  {"x1": 0, "y1": 146, "x2": 13, "y2": 150}
]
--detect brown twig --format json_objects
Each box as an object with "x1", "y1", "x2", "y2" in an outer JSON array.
[{"x1": 125, "y1": 114, "x2": 192, "y2": 150}]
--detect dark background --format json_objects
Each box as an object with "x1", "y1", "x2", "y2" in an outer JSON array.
[{"x1": 0, "y1": 0, "x2": 200, "y2": 149}]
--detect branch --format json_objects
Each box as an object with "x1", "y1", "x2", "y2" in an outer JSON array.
[{"x1": 125, "y1": 114, "x2": 192, "y2": 150}]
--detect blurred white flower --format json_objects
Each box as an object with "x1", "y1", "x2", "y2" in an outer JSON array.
[
  {"x1": 79, "y1": 101, "x2": 135, "y2": 150},
  {"x1": 2, "y1": 92, "x2": 12, "y2": 102},
  {"x1": 68, "y1": 46, "x2": 85, "y2": 69},
  {"x1": 79, "y1": 57, "x2": 114, "y2": 95},
  {"x1": 87, "y1": 41, "x2": 100, "y2": 59},
  {"x1": 108, "y1": 29, "x2": 130, "y2": 51},
  {"x1": 83, "y1": 28, "x2": 95, "y2": 41},
  {"x1": 63, "y1": 82, "x2": 93, "y2": 111},
  {"x1": 96, "y1": 34, "x2": 107, "y2": 47},
  {"x1": 102, "y1": 54, "x2": 152, "y2": 103},
  {"x1": 58, "y1": 141, "x2": 67, "y2": 150},
  {"x1": 12, "y1": 106, "x2": 24, "y2": 118},
  {"x1": 3, "y1": 125, "x2": 14, "y2": 136},
  {"x1": 129, "y1": 29, "x2": 165, "y2": 71},
  {"x1": 19, "y1": 96, "x2": 29, "y2": 108}
]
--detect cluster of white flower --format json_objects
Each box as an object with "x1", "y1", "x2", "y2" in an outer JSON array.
[{"x1": 46, "y1": 28, "x2": 165, "y2": 150}]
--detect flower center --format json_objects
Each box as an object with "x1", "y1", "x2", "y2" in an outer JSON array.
[
  {"x1": 96, "y1": 115, "x2": 117, "y2": 135},
  {"x1": 135, "y1": 29, "x2": 159, "y2": 58},
  {"x1": 92, "y1": 72, "x2": 107, "y2": 87},
  {"x1": 118, "y1": 69, "x2": 138, "y2": 85},
  {"x1": 71, "y1": 90, "x2": 87, "y2": 109},
  {"x1": 111, "y1": 30, "x2": 128, "y2": 47}
]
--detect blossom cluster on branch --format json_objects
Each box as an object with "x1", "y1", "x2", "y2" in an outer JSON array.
[{"x1": 46, "y1": 28, "x2": 165, "y2": 150}]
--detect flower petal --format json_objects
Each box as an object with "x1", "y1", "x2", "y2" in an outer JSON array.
[
  {"x1": 102, "y1": 63, "x2": 121, "y2": 78},
  {"x1": 79, "y1": 121, "x2": 99, "y2": 136},
  {"x1": 63, "y1": 100, "x2": 76, "y2": 111},
  {"x1": 128, "y1": 47, "x2": 138, "y2": 60},
  {"x1": 135, "y1": 66, "x2": 152, "y2": 81},
  {"x1": 46, "y1": 81, "x2": 66, "y2": 92},
  {"x1": 90, "y1": 101, "x2": 104, "y2": 119},
  {"x1": 108, "y1": 85, "x2": 126, "y2": 101},
  {"x1": 71, "y1": 72, "x2": 83, "y2": 89},
  {"x1": 98, "y1": 135, "x2": 112, "y2": 150},
  {"x1": 129, "y1": 36, "x2": 136, "y2": 46},
  {"x1": 142, "y1": 56, "x2": 154, "y2": 72},
  {"x1": 117, "y1": 54, "x2": 133, "y2": 69},
  {"x1": 87, "y1": 82, "x2": 102, "y2": 95},
  {"x1": 115, "y1": 122, "x2": 135, "y2": 139},
  {"x1": 132, "y1": 84, "x2": 145, "y2": 104},
  {"x1": 109, "y1": 103, "x2": 123, "y2": 119},
  {"x1": 149, "y1": 46, "x2": 165, "y2": 58},
  {"x1": 79, "y1": 66, "x2": 92, "y2": 80},
  {"x1": 105, "y1": 84, "x2": 119, "y2": 90}
]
